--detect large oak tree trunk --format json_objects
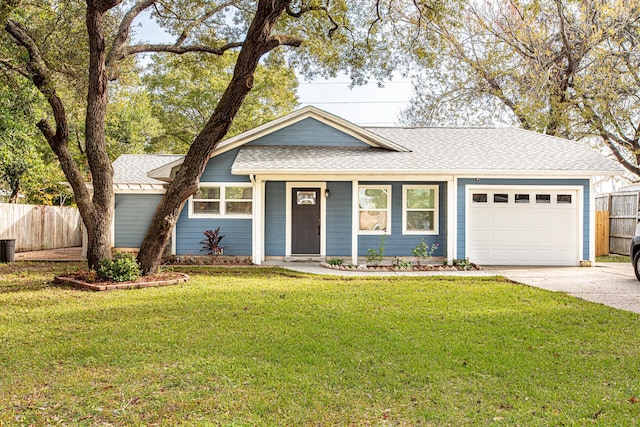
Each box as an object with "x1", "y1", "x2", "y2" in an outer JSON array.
[
  {"x1": 84, "y1": 1, "x2": 115, "y2": 268},
  {"x1": 137, "y1": 0, "x2": 290, "y2": 274}
]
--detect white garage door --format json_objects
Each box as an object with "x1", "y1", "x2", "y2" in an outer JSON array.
[{"x1": 467, "y1": 188, "x2": 580, "y2": 266}]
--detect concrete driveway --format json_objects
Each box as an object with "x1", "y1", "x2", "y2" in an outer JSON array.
[{"x1": 490, "y1": 263, "x2": 640, "y2": 314}]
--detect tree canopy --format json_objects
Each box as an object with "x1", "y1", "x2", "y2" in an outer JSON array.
[
  {"x1": 402, "y1": 0, "x2": 640, "y2": 176},
  {"x1": 1, "y1": 0, "x2": 441, "y2": 272}
]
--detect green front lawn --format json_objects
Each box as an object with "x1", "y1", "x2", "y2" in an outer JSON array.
[{"x1": 1, "y1": 263, "x2": 639, "y2": 426}]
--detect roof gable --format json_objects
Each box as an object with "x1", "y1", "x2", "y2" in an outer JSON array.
[
  {"x1": 246, "y1": 117, "x2": 372, "y2": 148},
  {"x1": 215, "y1": 106, "x2": 409, "y2": 154},
  {"x1": 147, "y1": 106, "x2": 408, "y2": 182}
]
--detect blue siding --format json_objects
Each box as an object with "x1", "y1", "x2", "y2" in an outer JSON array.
[
  {"x1": 175, "y1": 148, "x2": 251, "y2": 255},
  {"x1": 175, "y1": 207, "x2": 252, "y2": 255},
  {"x1": 201, "y1": 148, "x2": 249, "y2": 182},
  {"x1": 265, "y1": 182, "x2": 286, "y2": 256},
  {"x1": 114, "y1": 194, "x2": 163, "y2": 248},
  {"x1": 357, "y1": 182, "x2": 447, "y2": 257},
  {"x1": 247, "y1": 118, "x2": 369, "y2": 147},
  {"x1": 456, "y1": 178, "x2": 590, "y2": 260},
  {"x1": 326, "y1": 182, "x2": 352, "y2": 256}
]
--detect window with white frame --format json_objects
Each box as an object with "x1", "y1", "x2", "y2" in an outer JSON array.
[
  {"x1": 190, "y1": 184, "x2": 253, "y2": 217},
  {"x1": 403, "y1": 185, "x2": 438, "y2": 234},
  {"x1": 358, "y1": 185, "x2": 391, "y2": 234}
]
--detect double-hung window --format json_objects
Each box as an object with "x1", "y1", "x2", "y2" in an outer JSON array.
[
  {"x1": 190, "y1": 183, "x2": 253, "y2": 218},
  {"x1": 403, "y1": 185, "x2": 438, "y2": 234},
  {"x1": 358, "y1": 185, "x2": 391, "y2": 234}
]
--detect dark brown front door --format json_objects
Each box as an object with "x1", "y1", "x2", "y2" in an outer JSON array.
[{"x1": 291, "y1": 188, "x2": 321, "y2": 254}]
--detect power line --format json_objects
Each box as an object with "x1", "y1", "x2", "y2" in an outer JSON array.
[{"x1": 299, "y1": 101, "x2": 410, "y2": 105}]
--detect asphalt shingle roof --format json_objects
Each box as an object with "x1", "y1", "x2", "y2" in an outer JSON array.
[
  {"x1": 112, "y1": 154, "x2": 183, "y2": 184},
  {"x1": 231, "y1": 127, "x2": 622, "y2": 175}
]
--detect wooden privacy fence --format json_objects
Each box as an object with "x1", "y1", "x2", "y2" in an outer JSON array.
[
  {"x1": 0, "y1": 203, "x2": 82, "y2": 252},
  {"x1": 595, "y1": 192, "x2": 638, "y2": 256}
]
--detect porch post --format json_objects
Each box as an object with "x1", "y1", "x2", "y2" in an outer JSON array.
[
  {"x1": 252, "y1": 177, "x2": 264, "y2": 265},
  {"x1": 447, "y1": 177, "x2": 456, "y2": 265},
  {"x1": 351, "y1": 180, "x2": 359, "y2": 265}
]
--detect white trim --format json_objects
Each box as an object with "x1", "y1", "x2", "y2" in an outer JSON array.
[
  {"x1": 589, "y1": 179, "x2": 596, "y2": 263},
  {"x1": 233, "y1": 168, "x2": 618, "y2": 178},
  {"x1": 465, "y1": 184, "x2": 583, "y2": 266},
  {"x1": 402, "y1": 185, "x2": 439, "y2": 235},
  {"x1": 188, "y1": 182, "x2": 253, "y2": 219},
  {"x1": 285, "y1": 182, "x2": 327, "y2": 257},
  {"x1": 351, "y1": 181, "x2": 359, "y2": 265},
  {"x1": 447, "y1": 177, "x2": 456, "y2": 264},
  {"x1": 252, "y1": 177, "x2": 264, "y2": 265},
  {"x1": 356, "y1": 185, "x2": 392, "y2": 235},
  {"x1": 255, "y1": 174, "x2": 456, "y2": 182}
]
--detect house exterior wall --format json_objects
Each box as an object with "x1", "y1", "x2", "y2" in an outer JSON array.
[
  {"x1": 264, "y1": 181, "x2": 286, "y2": 256},
  {"x1": 456, "y1": 178, "x2": 590, "y2": 260},
  {"x1": 175, "y1": 210, "x2": 252, "y2": 256},
  {"x1": 200, "y1": 149, "x2": 250, "y2": 182},
  {"x1": 246, "y1": 117, "x2": 370, "y2": 147},
  {"x1": 326, "y1": 181, "x2": 353, "y2": 256},
  {"x1": 174, "y1": 147, "x2": 252, "y2": 256},
  {"x1": 357, "y1": 182, "x2": 447, "y2": 257},
  {"x1": 114, "y1": 194, "x2": 163, "y2": 248}
]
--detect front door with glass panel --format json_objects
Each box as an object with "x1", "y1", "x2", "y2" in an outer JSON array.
[{"x1": 291, "y1": 188, "x2": 321, "y2": 254}]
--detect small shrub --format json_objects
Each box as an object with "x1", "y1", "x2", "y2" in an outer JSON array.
[
  {"x1": 327, "y1": 258, "x2": 344, "y2": 266},
  {"x1": 412, "y1": 240, "x2": 440, "y2": 266},
  {"x1": 201, "y1": 227, "x2": 227, "y2": 257},
  {"x1": 393, "y1": 257, "x2": 412, "y2": 269},
  {"x1": 97, "y1": 252, "x2": 141, "y2": 282},
  {"x1": 366, "y1": 235, "x2": 386, "y2": 266},
  {"x1": 453, "y1": 258, "x2": 472, "y2": 270}
]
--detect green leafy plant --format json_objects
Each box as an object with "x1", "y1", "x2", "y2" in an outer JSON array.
[
  {"x1": 200, "y1": 227, "x2": 227, "y2": 257},
  {"x1": 97, "y1": 252, "x2": 141, "y2": 282},
  {"x1": 412, "y1": 240, "x2": 440, "y2": 266},
  {"x1": 366, "y1": 235, "x2": 386, "y2": 266},
  {"x1": 393, "y1": 257, "x2": 412, "y2": 269},
  {"x1": 453, "y1": 258, "x2": 473, "y2": 270},
  {"x1": 327, "y1": 258, "x2": 344, "y2": 266}
]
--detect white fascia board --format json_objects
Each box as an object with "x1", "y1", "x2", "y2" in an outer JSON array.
[
  {"x1": 147, "y1": 157, "x2": 185, "y2": 182},
  {"x1": 253, "y1": 173, "x2": 456, "y2": 182},
  {"x1": 234, "y1": 168, "x2": 615, "y2": 178}
]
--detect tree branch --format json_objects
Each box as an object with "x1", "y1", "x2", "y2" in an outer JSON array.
[
  {"x1": 5, "y1": 19, "x2": 93, "y2": 213},
  {"x1": 175, "y1": 0, "x2": 236, "y2": 46},
  {"x1": 121, "y1": 41, "x2": 244, "y2": 58},
  {"x1": 286, "y1": 1, "x2": 339, "y2": 37},
  {"x1": 5, "y1": 20, "x2": 67, "y2": 146},
  {"x1": 106, "y1": 0, "x2": 156, "y2": 67}
]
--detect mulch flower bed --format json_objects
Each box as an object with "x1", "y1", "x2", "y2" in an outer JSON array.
[
  {"x1": 55, "y1": 271, "x2": 189, "y2": 291},
  {"x1": 163, "y1": 255, "x2": 253, "y2": 266},
  {"x1": 320, "y1": 262, "x2": 480, "y2": 272}
]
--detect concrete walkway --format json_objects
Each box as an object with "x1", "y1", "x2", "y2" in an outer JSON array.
[{"x1": 279, "y1": 262, "x2": 640, "y2": 315}]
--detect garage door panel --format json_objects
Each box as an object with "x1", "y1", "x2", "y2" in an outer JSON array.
[{"x1": 468, "y1": 188, "x2": 579, "y2": 266}]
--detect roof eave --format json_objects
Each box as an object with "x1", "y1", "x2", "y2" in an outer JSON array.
[{"x1": 231, "y1": 168, "x2": 623, "y2": 177}]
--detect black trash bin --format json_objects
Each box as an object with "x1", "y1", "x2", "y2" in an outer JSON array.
[{"x1": 0, "y1": 239, "x2": 16, "y2": 262}]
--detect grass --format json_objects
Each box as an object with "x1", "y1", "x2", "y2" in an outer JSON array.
[
  {"x1": 1, "y1": 263, "x2": 639, "y2": 426},
  {"x1": 597, "y1": 254, "x2": 630, "y2": 263}
]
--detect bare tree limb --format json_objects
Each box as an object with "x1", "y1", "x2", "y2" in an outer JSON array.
[
  {"x1": 121, "y1": 41, "x2": 244, "y2": 58},
  {"x1": 175, "y1": 0, "x2": 236, "y2": 46},
  {"x1": 286, "y1": 1, "x2": 339, "y2": 37},
  {"x1": 106, "y1": 0, "x2": 156, "y2": 67}
]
